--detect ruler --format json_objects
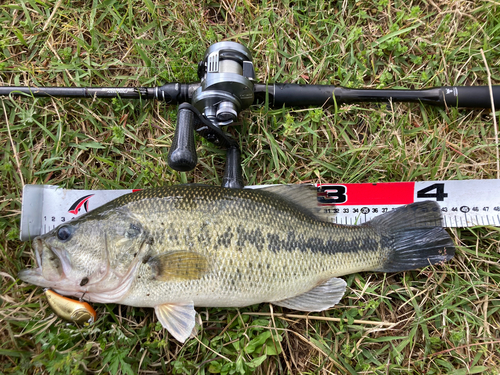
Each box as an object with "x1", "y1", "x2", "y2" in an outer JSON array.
[
  {"x1": 20, "y1": 180, "x2": 500, "y2": 241},
  {"x1": 317, "y1": 180, "x2": 500, "y2": 227}
]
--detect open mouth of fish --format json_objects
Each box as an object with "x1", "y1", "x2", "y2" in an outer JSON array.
[{"x1": 18, "y1": 238, "x2": 70, "y2": 288}]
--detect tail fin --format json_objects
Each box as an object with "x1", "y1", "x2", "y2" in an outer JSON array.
[{"x1": 364, "y1": 201, "x2": 455, "y2": 272}]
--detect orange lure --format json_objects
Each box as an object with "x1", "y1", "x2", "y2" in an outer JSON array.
[{"x1": 45, "y1": 290, "x2": 97, "y2": 325}]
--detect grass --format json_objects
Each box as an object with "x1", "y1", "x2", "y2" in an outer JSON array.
[{"x1": 1, "y1": 0, "x2": 499, "y2": 374}]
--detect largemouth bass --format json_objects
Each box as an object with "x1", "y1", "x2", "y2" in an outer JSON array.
[{"x1": 19, "y1": 185, "x2": 454, "y2": 342}]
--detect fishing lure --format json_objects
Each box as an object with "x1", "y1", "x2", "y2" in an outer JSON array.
[{"x1": 45, "y1": 289, "x2": 96, "y2": 325}]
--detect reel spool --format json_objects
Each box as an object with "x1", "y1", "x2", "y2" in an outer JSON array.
[
  {"x1": 167, "y1": 42, "x2": 255, "y2": 188},
  {"x1": 193, "y1": 41, "x2": 255, "y2": 126}
]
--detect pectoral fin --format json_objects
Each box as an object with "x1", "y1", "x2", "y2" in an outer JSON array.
[
  {"x1": 155, "y1": 303, "x2": 197, "y2": 343},
  {"x1": 272, "y1": 277, "x2": 347, "y2": 311},
  {"x1": 148, "y1": 251, "x2": 208, "y2": 281}
]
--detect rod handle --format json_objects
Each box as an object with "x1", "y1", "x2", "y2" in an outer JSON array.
[
  {"x1": 270, "y1": 84, "x2": 336, "y2": 107},
  {"x1": 261, "y1": 84, "x2": 500, "y2": 109},
  {"x1": 450, "y1": 86, "x2": 500, "y2": 109},
  {"x1": 167, "y1": 108, "x2": 197, "y2": 172}
]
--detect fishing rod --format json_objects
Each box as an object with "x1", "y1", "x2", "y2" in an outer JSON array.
[{"x1": 1, "y1": 42, "x2": 499, "y2": 188}]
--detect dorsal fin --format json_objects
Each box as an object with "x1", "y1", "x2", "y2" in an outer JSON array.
[{"x1": 258, "y1": 184, "x2": 332, "y2": 222}]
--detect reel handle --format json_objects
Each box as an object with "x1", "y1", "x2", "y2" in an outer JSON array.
[{"x1": 167, "y1": 107, "x2": 197, "y2": 171}]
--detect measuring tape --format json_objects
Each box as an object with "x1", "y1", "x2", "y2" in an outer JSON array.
[
  {"x1": 20, "y1": 180, "x2": 500, "y2": 241},
  {"x1": 317, "y1": 180, "x2": 500, "y2": 226}
]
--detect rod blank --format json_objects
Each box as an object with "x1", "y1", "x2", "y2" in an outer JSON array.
[{"x1": 1, "y1": 83, "x2": 499, "y2": 109}]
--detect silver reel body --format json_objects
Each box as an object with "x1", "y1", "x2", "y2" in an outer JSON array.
[{"x1": 192, "y1": 41, "x2": 255, "y2": 126}]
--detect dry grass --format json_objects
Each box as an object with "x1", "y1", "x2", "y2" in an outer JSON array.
[{"x1": 1, "y1": 0, "x2": 500, "y2": 374}]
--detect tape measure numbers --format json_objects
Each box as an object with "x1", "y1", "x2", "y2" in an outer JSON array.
[{"x1": 317, "y1": 180, "x2": 500, "y2": 227}]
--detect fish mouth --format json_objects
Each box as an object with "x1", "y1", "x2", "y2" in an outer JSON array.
[{"x1": 18, "y1": 237, "x2": 67, "y2": 288}]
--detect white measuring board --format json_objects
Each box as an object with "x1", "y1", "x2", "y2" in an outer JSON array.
[{"x1": 20, "y1": 180, "x2": 500, "y2": 240}]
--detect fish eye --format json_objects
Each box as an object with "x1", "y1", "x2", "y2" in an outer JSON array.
[{"x1": 57, "y1": 225, "x2": 73, "y2": 241}]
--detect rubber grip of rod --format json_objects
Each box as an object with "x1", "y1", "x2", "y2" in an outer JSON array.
[
  {"x1": 272, "y1": 84, "x2": 336, "y2": 107},
  {"x1": 167, "y1": 108, "x2": 197, "y2": 171},
  {"x1": 449, "y1": 86, "x2": 500, "y2": 109},
  {"x1": 222, "y1": 147, "x2": 244, "y2": 189}
]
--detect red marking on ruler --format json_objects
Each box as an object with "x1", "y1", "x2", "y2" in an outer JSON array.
[{"x1": 317, "y1": 182, "x2": 415, "y2": 205}]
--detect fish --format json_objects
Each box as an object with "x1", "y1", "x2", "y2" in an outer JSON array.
[{"x1": 18, "y1": 185, "x2": 455, "y2": 342}]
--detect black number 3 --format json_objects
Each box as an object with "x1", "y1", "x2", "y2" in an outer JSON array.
[{"x1": 318, "y1": 185, "x2": 348, "y2": 204}]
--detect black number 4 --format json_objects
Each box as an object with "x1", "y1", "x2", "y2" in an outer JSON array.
[{"x1": 417, "y1": 183, "x2": 448, "y2": 201}]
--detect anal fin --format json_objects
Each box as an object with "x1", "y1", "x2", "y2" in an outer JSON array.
[
  {"x1": 155, "y1": 303, "x2": 197, "y2": 343},
  {"x1": 272, "y1": 277, "x2": 347, "y2": 312}
]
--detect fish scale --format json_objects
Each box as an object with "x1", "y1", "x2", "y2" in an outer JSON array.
[
  {"x1": 19, "y1": 185, "x2": 455, "y2": 342},
  {"x1": 109, "y1": 187, "x2": 391, "y2": 307}
]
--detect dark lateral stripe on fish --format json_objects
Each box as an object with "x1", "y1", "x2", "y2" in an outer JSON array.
[
  {"x1": 75, "y1": 186, "x2": 453, "y2": 266},
  {"x1": 235, "y1": 226, "x2": 264, "y2": 252},
  {"x1": 211, "y1": 224, "x2": 380, "y2": 255},
  {"x1": 91, "y1": 186, "x2": 447, "y2": 254},
  {"x1": 265, "y1": 231, "x2": 380, "y2": 254}
]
